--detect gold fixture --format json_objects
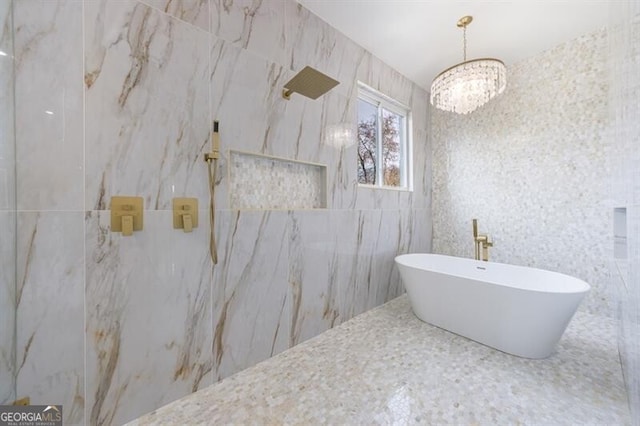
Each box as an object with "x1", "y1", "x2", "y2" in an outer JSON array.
[
  {"x1": 204, "y1": 121, "x2": 220, "y2": 264},
  {"x1": 173, "y1": 198, "x2": 198, "y2": 233},
  {"x1": 12, "y1": 397, "x2": 30, "y2": 405},
  {"x1": 457, "y1": 15, "x2": 473, "y2": 28},
  {"x1": 472, "y1": 218, "x2": 493, "y2": 261},
  {"x1": 110, "y1": 196, "x2": 144, "y2": 236},
  {"x1": 430, "y1": 15, "x2": 506, "y2": 114},
  {"x1": 282, "y1": 66, "x2": 340, "y2": 100}
]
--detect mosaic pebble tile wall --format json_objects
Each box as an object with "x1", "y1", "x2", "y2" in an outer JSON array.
[
  {"x1": 609, "y1": 3, "x2": 640, "y2": 422},
  {"x1": 2, "y1": 0, "x2": 431, "y2": 424},
  {"x1": 229, "y1": 151, "x2": 326, "y2": 210},
  {"x1": 432, "y1": 29, "x2": 612, "y2": 317}
]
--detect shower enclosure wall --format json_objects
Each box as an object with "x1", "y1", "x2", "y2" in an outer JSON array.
[
  {"x1": 0, "y1": 0, "x2": 16, "y2": 406},
  {"x1": 0, "y1": 1, "x2": 432, "y2": 424}
]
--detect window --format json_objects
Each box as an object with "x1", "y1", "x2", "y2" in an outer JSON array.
[{"x1": 357, "y1": 83, "x2": 411, "y2": 190}]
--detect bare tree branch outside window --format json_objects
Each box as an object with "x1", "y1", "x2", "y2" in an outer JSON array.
[
  {"x1": 357, "y1": 116, "x2": 377, "y2": 184},
  {"x1": 382, "y1": 109, "x2": 401, "y2": 186},
  {"x1": 357, "y1": 89, "x2": 408, "y2": 188}
]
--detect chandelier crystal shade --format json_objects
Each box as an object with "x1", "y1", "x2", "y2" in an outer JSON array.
[{"x1": 430, "y1": 16, "x2": 506, "y2": 114}]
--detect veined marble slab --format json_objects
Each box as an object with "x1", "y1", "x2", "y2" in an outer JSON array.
[
  {"x1": 85, "y1": 210, "x2": 212, "y2": 425},
  {"x1": 14, "y1": 0, "x2": 83, "y2": 211},
  {"x1": 140, "y1": 0, "x2": 210, "y2": 32},
  {"x1": 212, "y1": 210, "x2": 290, "y2": 381},
  {"x1": 127, "y1": 295, "x2": 630, "y2": 425},
  {"x1": 0, "y1": 0, "x2": 15, "y2": 212},
  {"x1": 84, "y1": 0, "x2": 210, "y2": 211},
  {"x1": 285, "y1": 0, "x2": 365, "y2": 100},
  {"x1": 0, "y1": 0, "x2": 16, "y2": 405},
  {"x1": 0, "y1": 212, "x2": 16, "y2": 405},
  {"x1": 288, "y1": 209, "x2": 428, "y2": 346},
  {"x1": 212, "y1": 0, "x2": 288, "y2": 69},
  {"x1": 15, "y1": 212, "x2": 85, "y2": 425}
]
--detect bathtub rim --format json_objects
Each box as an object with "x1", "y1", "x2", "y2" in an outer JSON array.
[{"x1": 395, "y1": 253, "x2": 590, "y2": 295}]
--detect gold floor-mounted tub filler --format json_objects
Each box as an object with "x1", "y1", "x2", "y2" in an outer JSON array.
[{"x1": 472, "y1": 218, "x2": 493, "y2": 261}]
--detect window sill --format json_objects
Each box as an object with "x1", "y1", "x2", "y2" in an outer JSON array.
[{"x1": 357, "y1": 184, "x2": 413, "y2": 193}]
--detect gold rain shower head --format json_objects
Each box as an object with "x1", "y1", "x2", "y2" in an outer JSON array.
[{"x1": 282, "y1": 66, "x2": 340, "y2": 100}]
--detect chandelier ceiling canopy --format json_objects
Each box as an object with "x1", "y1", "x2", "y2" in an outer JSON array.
[{"x1": 430, "y1": 16, "x2": 506, "y2": 115}]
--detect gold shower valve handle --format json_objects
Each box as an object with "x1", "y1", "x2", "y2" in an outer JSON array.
[
  {"x1": 122, "y1": 215, "x2": 134, "y2": 236},
  {"x1": 182, "y1": 213, "x2": 193, "y2": 233},
  {"x1": 110, "y1": 196, "x2": 144, "y2": 236},
  {"x1": 173, "y1": 198, "x2": 198, "y2": 232}
]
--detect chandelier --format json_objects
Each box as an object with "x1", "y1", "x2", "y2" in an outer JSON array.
[{"x1": 430, "y1": 16, "x2": 506, "y2": 114}]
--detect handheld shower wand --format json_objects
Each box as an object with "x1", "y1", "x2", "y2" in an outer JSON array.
[{"x1": 204, "y1": 121, "x2": 220, "y2": 264}]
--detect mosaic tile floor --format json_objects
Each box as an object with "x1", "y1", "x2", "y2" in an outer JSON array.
[{"x1": 128, "y1": 295, "x2": 630, "y2": 425}]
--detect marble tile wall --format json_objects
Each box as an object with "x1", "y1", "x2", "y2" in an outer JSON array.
[
  {"x1": 432, "y1": 29, "x2": 612, "y2": 317},
  {"x1": 0, "y1": 0, "x2": 16, "y2": 405},
  {"x1": 9, "y1": 0, "x2": 431, "y2": 424}
]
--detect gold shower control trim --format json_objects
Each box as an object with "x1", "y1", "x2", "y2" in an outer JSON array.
[
  {"x1": 110, "y1": 196, "x2": 143, "y2": 236},
  {"x1": 12, "y1": 397, "x2": 30, "y2": 405},
  {"x1": 173, "y1": 198, "x2": 198, "y2": 233}
]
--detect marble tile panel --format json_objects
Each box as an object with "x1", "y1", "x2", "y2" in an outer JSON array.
[
  {"x1": 85, "y1": 210, "x2": 212, "y2": 425},
  {"x1": 140, "y1": 0, "x2": 210, "y2": 32},
  {"x1": 357, "y1": 51, "x2": 415, "y2": 108},
  {"x1": 15, "y1": 212, "x2": 84, "y2": 425},
  {"x1": 85, "y1": 0, "x2": 210, "y2": 210},
  {"x1": 209, "y1": 36, "x2": 291, "y2": 209},
  {"x1": 285, "y1": 0, "x2": 366, "y2": 99},
  {"x1": 353, "y1": 185, "x2": 414, "y2": 211},
  {"x1": 0, "y1": 0, "x2": 15, "y2": 212},
  {"x1": 289, "y1": 209, "x2": 414, "y2": 346},
  {"x1": 212, "y1": 210, "x2": 290, "y2": 381},
  {"x1": 392, "y1": 207, "x2": 433, "y2": 293},
  {"x1": 0, "y1": 1, "x2": 15, "y2": 405},
  {"x1": 14, "y1": 0, "x2": 84, "y2": 211},
  {"x1": 211, "y1": 0, "x2": 287, "y2": 67},
  {"x1": 0, "y1": 211, "x2": 16, "y2": 404},
  {"x1": 288, "y1": 210, "x2": 368, "y2": 344}
]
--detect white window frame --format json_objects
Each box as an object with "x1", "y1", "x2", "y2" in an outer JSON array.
[{"x1": 356, "y1": 82, "x2": 413, "y2": 191}]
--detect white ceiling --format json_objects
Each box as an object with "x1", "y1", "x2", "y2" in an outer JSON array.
[{"x1": 298, "y1": 0, "x2": 610, "y2": 91}]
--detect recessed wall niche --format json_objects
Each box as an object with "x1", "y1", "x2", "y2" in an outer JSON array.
[
  {"x1": 229, "y1": 150, "x2": 327, "y2": 210},
  {"x1": 614, "y1": 207, "x2": 627, "y2": 260}
]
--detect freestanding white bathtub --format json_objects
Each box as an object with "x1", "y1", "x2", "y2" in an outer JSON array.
[{"x1": 395, "y1": 253, "x2": 590, "y2": 359}]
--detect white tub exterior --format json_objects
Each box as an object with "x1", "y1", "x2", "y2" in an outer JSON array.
[{"x1": 395, "y1": 254, "x2": 590, "y2": 359}]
